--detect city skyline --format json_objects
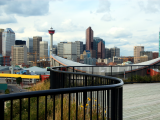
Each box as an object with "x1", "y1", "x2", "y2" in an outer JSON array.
[{"x1": 0, "y1": 0, "x2": 159, "y2": 56}]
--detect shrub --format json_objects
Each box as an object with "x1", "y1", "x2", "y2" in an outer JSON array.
[
  {"x1": 16, "y1": 77, "x2": 22, "y2": 85},
  {"x1": 143, "y1": 75, "x2": 151, "y2": 83},
  {"x1": 5, "y1": 89, "x2": 10, "y2": 94}
]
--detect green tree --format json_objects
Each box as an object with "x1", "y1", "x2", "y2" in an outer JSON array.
[
  {"x1": 5, "y1": 89, "x2": 10, "y2": 94},
  {"x1": 16, "y1": 77, "x2": 22, "y2": 85}
]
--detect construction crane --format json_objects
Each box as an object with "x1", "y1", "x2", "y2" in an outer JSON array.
[
  {"x1": 39, "y1": 55, "x2": 51, "y2": 67},
  {"x1": 40, "y1": 55, "x2": 50, "y2": 60}
]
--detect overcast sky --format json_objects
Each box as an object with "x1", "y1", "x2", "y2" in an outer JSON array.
[{"x1": 0, "y1": 0, "x2": 159, "y2": 56}]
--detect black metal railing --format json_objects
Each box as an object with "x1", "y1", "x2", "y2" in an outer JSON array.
[
  {"x1": 0, "y1": 66, "x2": 123, "y2": 120},
  {"x1": 55, "y1": 64, "x2": 160, "y2": 83}
]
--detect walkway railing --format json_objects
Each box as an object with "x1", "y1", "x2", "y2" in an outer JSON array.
[{"x1": 0, "y1": 66, "x2": 123, "y2": 120}]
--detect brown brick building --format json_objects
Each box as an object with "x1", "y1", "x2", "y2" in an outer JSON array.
[
  {"x1": 3, "y1": 56, "x2": 10, "y2": 66},
  {"x1": 86, "y1": 27, "x2": 96, "y2": 58},
  {"x1": 152, "y1": 52, "x2": 158, "y2": 59}
]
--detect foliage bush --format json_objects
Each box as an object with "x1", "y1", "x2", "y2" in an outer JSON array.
[
  {"x1": 16, "y1": 77, "x2": 22, "y2": 85},
  {"x1": 5, "y1": 89, "x2": 10, "y2": 94},
  {"x1": 126, "y1": 74, "x2": 160, "y2": 83}
]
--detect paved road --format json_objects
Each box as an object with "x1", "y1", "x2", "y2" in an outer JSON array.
[
  {"x1": 8, "y1": 84, "x2": 27, "y2": 93},
  {"x1": 123, "y1": 83, "x2": 160, "y2": 120}
]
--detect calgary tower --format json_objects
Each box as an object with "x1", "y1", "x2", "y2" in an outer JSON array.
[{"x1": 48, "y1": 27, "x2": 55, "y2": 59}]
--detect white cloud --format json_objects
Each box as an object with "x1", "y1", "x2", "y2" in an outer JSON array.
[
  {"x1": 34, "y1": 19, "x2": 85, "y2": 33},
  {"x1": 15, "y1": 27, "x2": 25, "y2": 33},
  {"x1": 0, "y1": 14, "x2": 17, "y2": 24},
  {"x1": 96, "y1": 0, "x2": 110, "y2": 13},
  {"x1": 59, "y1": 19, "x2": 85, "y2": 32},
  {"x1": 107, "y1": 27, "x2": 132, "y2": 38},
  {"x1": 0, "y1": 0, "x2": 50, "y2": 17},
  {"x1": 101, "y1": 13, "x2": 113, "y2": 21},
  {"x1": 138, "y1": 0, "x2": 160, "y2": 13}
]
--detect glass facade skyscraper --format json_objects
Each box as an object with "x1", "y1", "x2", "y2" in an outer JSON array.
[
  {"x1": 93, "y1": 37, "x2": 105, "y2": 59},
  {"x1": 2, "y1": 28, "x2": 15, "y2": 56}
]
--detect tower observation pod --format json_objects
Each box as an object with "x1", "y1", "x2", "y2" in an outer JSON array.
[{"x1": 48, "y1": 27, "x2": 55, "y2": 59}]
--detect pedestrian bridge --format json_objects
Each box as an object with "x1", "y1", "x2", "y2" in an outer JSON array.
[{"x1": 50, "y1": 54, "x2": 160, "y2": 77}]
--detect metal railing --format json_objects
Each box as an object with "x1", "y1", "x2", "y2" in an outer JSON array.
[
  {"x1": 0, "y1": 66, "x2": 123, "y2": 120},
  {"x1": 57, "y1": 65, "x2": 160, "y2": 83}
]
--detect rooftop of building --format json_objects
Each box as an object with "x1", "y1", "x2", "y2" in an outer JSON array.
[
  {"x1": 40, "y1": 41, "x2": 48, "y2": 43},
  {"x1": 93, "y1": 37, "x2": 102, "y2": 40},
  {"x1": 4, "y1": 28, "x2": 14, "y2": 33},
  {"x1": 120, "y1": 56, "x2": 134, "y2": 58},
  {"x1": 23, "y1": 66, "x2": 48, "y2": 72},
  {"x1": 33, "y1": 36, "x2": 42, "y2": 38},
  {"x1": 140, "y1": 51, "x2": 152, "y2": 53},
  {"x1": 0, "y1": 79, "x2": 6, "y2": 84}
]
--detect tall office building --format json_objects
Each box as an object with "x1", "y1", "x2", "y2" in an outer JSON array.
[
  {"x1": 86, "y1": 27, "x2": 96, "y2": 58},
  {"x1": 57, "y1": 42, "x2": 77, "y2": 61},
  {"x1": 93, "y1": 37, "x2": 105, "y2": 59},
  {"x1": 153, "y1": 52, "x2": 158, "y2": 59},
  {"x1": 57, "y1": 42, "x2": 64, "y2": 57},
  {"x1": 110, "y1": 47, "x2": 120, "y2": 58},
  {"x1": 11, "y1": 45, "x2": 27, "y2": 65},
  {"x1": 63, "y1": 42, "x2": 77, "y2": 61},
  {"x1": 97, "y1": 41, "x2": 105, "y2": 59},
  {"x1": 134, "y1": 46, "x2": 144, "y2": 63},
  {"x1": 83, "y1": 44, "x2": 86, "y2": 52},
  {"x1": 86, "y1": 27, "x2": 93, "y2": 50},
  {"x1": 75, "y1": 41, "x2": 83, "y2": 58},
  {"x1": 140, "y1": 51, "x2": 153, "y2": 60},
  {"x1": 39, "y1": 41, "x2": 48, "y2": 59},
  {"x1": 0, "y1": 29, "x2": 4, "y2": 54},
  {"x1": 26, "y1": 38, "x2": 33, "y2": 53},
  {"x1": 2, "y1": 28, "x2": 15, "y2": 56},
  {"x1": 105, "y1": 48, "x2": 110, "y2": 58},
  {"x1": 53, "y1": 45, "x2": 57, "y2": 55},
  {"x1": 33, "y1": 36, "x2": 42, "y2": 61}
]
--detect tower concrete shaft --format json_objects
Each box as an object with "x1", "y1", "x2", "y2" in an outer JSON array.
[{"x1": 48, "y1": 27, "x2": 55, "y2": 67}]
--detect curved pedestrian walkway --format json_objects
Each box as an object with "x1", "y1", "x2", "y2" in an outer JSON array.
[{"x1": 124, "y1": 83, "x2": 160, "y2": 120}]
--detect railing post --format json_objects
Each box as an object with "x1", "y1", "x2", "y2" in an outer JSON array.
[
  {"x1": 149, "y1": 65, "x2": 151, "y2": 81},
  {"x1": 131, "y1": 66, "x2": 132, "y2": 82},
  {"x1": 119, "y1": 87, "x2": 123, "y2": 120},
  {"x1": 83, "y1": 75, "x2": 87, "y2": 106},
  {"x1": 0, "y1": 99, "x2": 4, "y2": 120},
  {"x1": 111, "y1": 66, "x2": 112, "y2": 76},
  {"x1": 48, "y1": 68, "x2": 55, "y2": 89},
  {"x1": 50, "y1": 70, "x2": 54, "y2": 89},
  {"x1": 111, "y1": 88, "x2": 118, "y2": 120},
  {"x1": 73, "y1": 67, "x2": 74, "y2": 87}
]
